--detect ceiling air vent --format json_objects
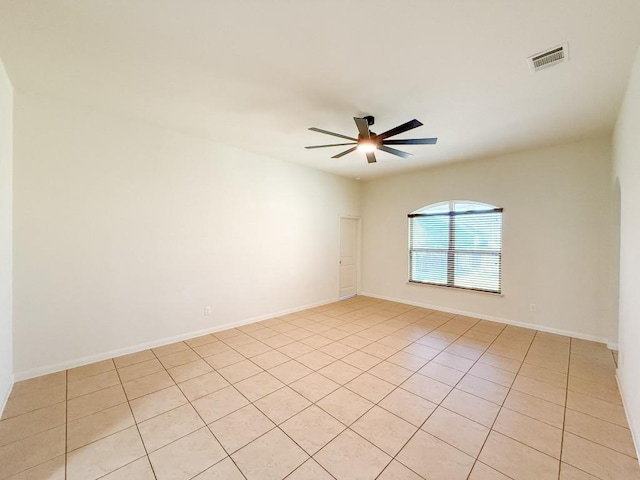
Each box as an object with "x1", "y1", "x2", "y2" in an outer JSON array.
[{"x1": 528, "y1": 43, "x2": 569, "y2": 72}]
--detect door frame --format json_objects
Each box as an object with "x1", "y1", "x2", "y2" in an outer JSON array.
[{"x1": 338, "y1": 215, "x2": 361, "y2": 300}]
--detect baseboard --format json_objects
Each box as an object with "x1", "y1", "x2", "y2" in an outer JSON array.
[
  {"x1": 0, "y1": 374, "x2": 14, "y2": 418},
  {"x1": 616, "y1": 373, "x2": 640, "y2": 464},
  {"x1": 608, "y1": 342, "x2": 619, "y2": 351},
  {"x1": 13, "y1": 297, "x2": 337, "y2": 382},
  {"x1": 359, "y1": 291, "x2": 610, "y2": 345},
  {"x1": 13, "y1": 292, "x2": 614, "y2": 381}
]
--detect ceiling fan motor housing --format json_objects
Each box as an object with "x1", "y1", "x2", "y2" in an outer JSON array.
[{"x1": 359, "y1": 133, "x2": 378, "y2": 144}]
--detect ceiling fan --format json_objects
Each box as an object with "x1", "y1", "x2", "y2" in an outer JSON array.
[{"x1": 305, "y1": 116, "x2": 437, "y2": 163}]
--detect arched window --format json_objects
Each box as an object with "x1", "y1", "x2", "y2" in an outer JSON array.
[{"x1": 408, "y1": 200, "x2": 503, "y2": 293}]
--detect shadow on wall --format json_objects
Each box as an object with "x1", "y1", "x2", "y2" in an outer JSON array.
[{"x1": 611, "y1": 177, "x2": 621, "y2": 347}]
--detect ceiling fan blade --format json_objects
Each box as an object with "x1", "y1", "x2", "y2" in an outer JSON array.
[
  {"x1": 383, "y1": 137, "x2": 438, "y2": 145},
  {"x1": 305, "y1": 142, "x2": 357, "y2": 149},
  {"x1": 353, "y1": 117, "x2": 371, "y2": 139},
  {"x1": 332, "y1": 146, "x2": 358, "y2": 159},
  {"x1": 378, "y1": 119, "x2": 423, "y2": 140},
  {"x1": 366, "y1": 152, "x2": 377, "y2": 163},
  {"x1": 309, "y1": 127, "x2": 357, "y2": 142},
  {"x1": 378, "y1": 145, "x2": 413, "y2": 159}
]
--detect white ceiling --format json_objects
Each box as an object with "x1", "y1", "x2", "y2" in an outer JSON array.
[{"x1": 1, "y1": 1, "x2": 639, "y2": 180}]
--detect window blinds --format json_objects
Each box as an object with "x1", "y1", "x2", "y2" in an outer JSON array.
[{"x1": 408, "y1": 207, "x2": 503, "y2": 294}]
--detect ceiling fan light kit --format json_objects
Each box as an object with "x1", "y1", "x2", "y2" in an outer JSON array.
[
  {"x1": 357, "y1": 141, "x2": 377, "y2": 153},
  {"x1": 305, "y1": 116, "x2": 438, "y2": 163}
]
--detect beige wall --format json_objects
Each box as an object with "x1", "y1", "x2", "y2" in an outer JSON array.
[
  {"x1": 613, "y1": 46, "x2": 640, "y2": 455},
  {"x1": 361, "y1": 137, "x2": 615, "y2": 342},
  {"x1": 12, "y1": 92, "x2": 360, "y2": 378},
  {"x1": 0, "y1": 59, "x2": 13, "y2": 408}
]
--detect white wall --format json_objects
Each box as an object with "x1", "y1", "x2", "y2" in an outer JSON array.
[
  {"x1": 361, "y1": 138, "x2": 615, "y2": 342},
  {"x1": 0, "y1": 59, "x2": 13, "y2": 409},
  {"x1": 13, "y1": 92, "x2": 360, "y2": 378},
  {"x1": 613, "y1": 46, "x2": 640, "y2": 455}
]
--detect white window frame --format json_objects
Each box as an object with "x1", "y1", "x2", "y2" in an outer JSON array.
[{"x1": 408, "y1": 200, "x2": 503, "y2": 294}]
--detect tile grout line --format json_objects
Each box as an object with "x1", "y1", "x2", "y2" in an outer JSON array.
[
  {"x1": 86, "y1": 349, "x2": 181, "y2": 480},
  {"x1": 282, "y1": 458, "x2": 337, "y2": 480},
  {"x1": 163, "y1": 338, "x2": 252, "y2": 479},
  {"x1": 223, "y1": 303, "x2": 382, "y2": 476},
  {"x1": 91, "y1": 308, "x2": 356, "y2": 476},
  {"x1": 236, "y1": 305, "x2": 428, "y2": 478},
  {"x1": 257, "y1": 305, "x2": 429, "y2": 478},
  {"x1": 195, "y1": 367, "x2": 312, "y2": 478},
  {"x1": 1, "y1": 303, "x2": 360, "y2": 476},
  {"x1": 556, "y1": 336, "x2": 572, "y2": 479},
  {"x1": 462, "y1": 325, "x2": 537, "y2": 480},
  {"x1": 385, "y1": 319, "x2": 512, "y2": 480},
  {"x1": 331, "y1": 318, "x2": 494, "y2": 478},
  {"x1": 65, "y1": 334, "x2": 560, "y2": 479},
  {"x1": 3, "y1": 299, "x2": 630, "y2": 480},
  {"x1": 158, "y1": 310, "x2": 483, "y2": 478},
  {"x1": 551, "y1": 342, "x2": 638, "y2": 474},
  {"x1": 0, "y1": 385, "x2": 67, "y2": 422},
  {"x1": 228, "y1": 307, "x2": 411, "y2": 476},
  {"x1": 482, "y1": 334, "x2": 618, "y2": 472},
  {"x1": 119, "y1": 349, "x2": 161, "y2": 480},
  {"x1": 137, "y1": 341, "x2": 242, "y2": 477}
]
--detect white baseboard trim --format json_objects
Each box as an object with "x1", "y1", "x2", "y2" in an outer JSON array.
[
  {"x1": 13, "y1": 297, "x2": 337, "y2": 382},
  {"x1": 616, "y1": 373, "x2": 640, "y2": 464},
  {"x1": 608, "y1": 342, "x2": 619, "y2": 351},
  {"x1": 0, "y1": 374, "x2": 15, "y2": 418},
  {"x1": 359, "y1": 291, "x2": 610, "y2": 345}
]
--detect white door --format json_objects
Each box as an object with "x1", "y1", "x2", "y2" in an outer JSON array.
[{"x1": 339, "y1": 217, "x2": 358, "y2": 299}]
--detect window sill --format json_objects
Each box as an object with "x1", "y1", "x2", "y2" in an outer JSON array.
[{"x1": 406, "y1": 281, "x2": 504, "y2": 297}]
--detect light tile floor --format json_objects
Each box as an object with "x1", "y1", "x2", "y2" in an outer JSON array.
[{"x1": 1, "y1": 296, "x2": 639, "y2": 479}]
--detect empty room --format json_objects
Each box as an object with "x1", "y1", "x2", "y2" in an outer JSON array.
[{"x1": 1, "y1": 1, "x2": 640, "y2": 479}]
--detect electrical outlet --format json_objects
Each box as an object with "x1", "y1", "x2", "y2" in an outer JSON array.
[
  {"x1": 204, "y1": 306, "x2": 212, "y2": 316},
  {"x1": 529, "y1": 304, "x2": 537, "y2": 312}
]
